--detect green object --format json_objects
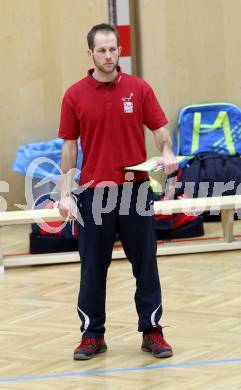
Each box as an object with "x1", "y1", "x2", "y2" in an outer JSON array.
[{"x1": 191, "y1": 111, "x2": 235, "y2": 155}]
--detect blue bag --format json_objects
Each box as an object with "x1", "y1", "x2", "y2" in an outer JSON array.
[
  {"x1": 13, "y1": 138, "x2": 82, "y2": 179},
  {"x1": 174, "y1": 103, "x2": 241, "y2": 157}
]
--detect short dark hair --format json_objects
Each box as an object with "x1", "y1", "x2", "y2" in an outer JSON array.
[{"x1": 87, "y1": 23, "x2": 119, "y2": 51}]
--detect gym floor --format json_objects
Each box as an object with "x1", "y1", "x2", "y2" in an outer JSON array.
[{"x1": 1, "y1": 222, "x2": 241, "y2": 389}]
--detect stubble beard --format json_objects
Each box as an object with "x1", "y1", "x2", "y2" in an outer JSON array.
[{"x1": 93, "y1": 55, "x2": 119, "y2": 74}]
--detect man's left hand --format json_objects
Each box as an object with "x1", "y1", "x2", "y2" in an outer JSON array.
[{"x1": 153, "y1": 153, "x2": 179, "y2": 175}]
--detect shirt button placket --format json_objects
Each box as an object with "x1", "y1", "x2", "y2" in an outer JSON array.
[{"x1": 104, "y1": 86, "x2": 112, "y2": 109}]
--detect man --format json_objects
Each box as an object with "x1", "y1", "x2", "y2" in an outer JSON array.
[{"x1": 58, "y1": 23, "x2": 178, "y2": 360}]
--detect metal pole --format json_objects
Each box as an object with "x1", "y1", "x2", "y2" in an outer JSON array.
[{"x1": 108, "y1": 0, "x2": 117, "y2": 25}]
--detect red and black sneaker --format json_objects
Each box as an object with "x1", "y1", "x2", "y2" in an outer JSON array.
[
  {"x1": 73, "y1": 336, "x2": 107, "y2": 360},
  {"x1": 141, "y1": 325, "x2": 173, "y2": 358}
]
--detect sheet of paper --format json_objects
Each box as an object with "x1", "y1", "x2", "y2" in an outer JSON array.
[{"x1": 124, "y1": 155, "x2": 191, "y2": 172}]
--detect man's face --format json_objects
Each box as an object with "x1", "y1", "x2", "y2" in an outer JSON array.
[{"x1": 89, "y1": 32, "x2": 121, "y2": 74}]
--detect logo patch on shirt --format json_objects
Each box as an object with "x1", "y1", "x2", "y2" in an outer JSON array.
[{"x1": 122, "y1": 93, "x2": 134, "y2": 113}]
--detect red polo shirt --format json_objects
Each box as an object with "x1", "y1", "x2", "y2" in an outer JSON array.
[{"x1": 58, "y1": 67, "x2": 168, "y2": 187}]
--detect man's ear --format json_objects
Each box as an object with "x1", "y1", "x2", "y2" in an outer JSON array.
[
  {"x1": 87, "y1": 49, "x2": 93, "y2": 58},
  {"x1": 118, "y1": 46, "x2": 122, "y2": 56}
]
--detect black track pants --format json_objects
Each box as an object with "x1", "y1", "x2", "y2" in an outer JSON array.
[{"x1": 76, "y1": 181, "x2": 162, "y2": 338}]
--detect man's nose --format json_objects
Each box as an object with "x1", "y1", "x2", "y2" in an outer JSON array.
[{"x1": 105, "y1": 50, "x2": 111, "y2": 58}]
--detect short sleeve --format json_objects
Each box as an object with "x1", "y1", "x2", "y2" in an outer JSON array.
[
  {"x1": 58, "y1": 95, "x2": 79, "y2": 140},
  {"x1": 143, "y1": 84, "x2": 168, "y2": 131}
]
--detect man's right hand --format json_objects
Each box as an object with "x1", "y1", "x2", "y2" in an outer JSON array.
[{"x1": 58, "y1": 194, "x2": 77, "y2": 219}]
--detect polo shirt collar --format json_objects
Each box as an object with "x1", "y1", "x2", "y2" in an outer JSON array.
[{"x1": 87, "y1": 66, "x2": 123, "y2": 88}]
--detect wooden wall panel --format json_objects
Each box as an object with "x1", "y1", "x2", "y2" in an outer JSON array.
[
  {"x1": 0, "y1": 0, "x2": 107, "y2": 209},
  {"x1": 1, "y1": 0, "x2": 241, "y2": 208},
  {"x1": 137, "y1": 0, "x2": 241, "y2": 157}
]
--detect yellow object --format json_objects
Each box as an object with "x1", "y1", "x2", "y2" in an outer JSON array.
[{"x1": 149, "y1": 177, "x2": 163, "y2": 194}]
